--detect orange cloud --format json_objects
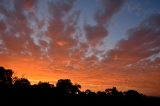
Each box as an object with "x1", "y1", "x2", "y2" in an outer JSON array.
[{"x1": 57, "y1": 41, "x2": 67, "y2": 46}]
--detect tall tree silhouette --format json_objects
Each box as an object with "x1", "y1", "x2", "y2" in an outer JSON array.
[
  {"x1": 56, "y1": 79, "x2": 81, "y2": 96},
  {"x1": 13, "y1": 78, "x2": 31, "y2": 96},
  {"x1": 0, "y1": 67, "x2": 13, "y2": 96},
  {"x1": 105, "y1": 87, "x2": 123, "y2": 97},
  {"x1": 14, "y1": 78, "x2": 31, "y2": 87},
  {"x1": 0, "y1": 66, "x2": 13, "y2": 85},
  {"x1": 34, "y1": 81, "x2": 55, "y2": 96}
]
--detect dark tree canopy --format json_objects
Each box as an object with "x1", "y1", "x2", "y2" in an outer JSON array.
[
  {"x1": 0, "y1": 66, "x2": 13, "y2": 85},
  {"x1": 56, "y1": 79, "x2": 81, "y2": 95},
  {"x1": 0, "y1": 66, "x2": 159, "y2": 106},
  {"x1": 14, "y1": 78, "x2": 31, "y2": 87}
]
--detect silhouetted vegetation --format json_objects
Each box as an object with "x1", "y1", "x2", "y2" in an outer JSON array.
[{"x1": 0, "y1": 66, "x2": 160, "y2": 106}]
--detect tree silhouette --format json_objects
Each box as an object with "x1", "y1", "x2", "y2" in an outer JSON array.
[
  {"x1": 0, "y1": 67, "x2": 13, "y2": 96},
  {"x1": 84, "y1": 89, "x2": 96, "y2": 97},
  {"x1": 124, "y1": 90, "x2": 144, "y2": 99},
  {"x1": 0, "y1": 66, "x2": 159, "y2": 106},
  {"x1": 34, "y1": 81, "x2": 55, "y2": 96},
  {"x1": 0, "y1": 66, "x2": 13, "y2": 85},
  {"x1": 13, "y1": 77, "x2": 31, "y2": 96},
  {"x1": 37, "y1": 81, "x2": 54, "y2": 89},
  {"x1": 14, "y1": 78, "x2": 31, "y2": 87},
  {"x1": 56, "y1": 79, "x2": 81, "y2": 96},
  {"x1": 105, "y1": 87, "x2": 123, "y2": 98},
  {"x1": 105, "y1": 87, "x2": 117, "y2": 95},
  {"x1": 85, "y1": 89, "x2": 92, "y2": 94}
]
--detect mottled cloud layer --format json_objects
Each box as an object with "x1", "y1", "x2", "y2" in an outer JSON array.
[
  {"x1": 0, "y1": 0, "x2": 125, "y2": 60},
  {"x1": 106, "y1": 14, "x2": 160, "y2": 67}
]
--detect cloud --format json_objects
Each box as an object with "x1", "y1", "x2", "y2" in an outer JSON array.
[
  {"x1": 95, "y1": 0, "x2": 124, "y2": 25},
  {"x1": 84, "y1": 25, "x2": 108, "y2": 45},
  {"x1": 47, "y1": 0, "x2": 80, "y2": 59},
  {"x1": 0, "y1": 0, "x2": 125, "y2": 61},
  {"x1": 0, "y1": 0, "x2": 33, "y2": 55},
  {"x1": 82, "y1": 0, "x2": 124, "y2": 60},
  {"x1": 84, "y1": 0, "x2": 124, "y2": 45},
  {"x1": 0, "y1": 0, "x2": 79, "y2": 59},
  {"x1": 106, "y1": 13, "x2": 160, "y2": 68},
  {"x1": 20, "y1": 0, "x2": 36, "y2": 11}
]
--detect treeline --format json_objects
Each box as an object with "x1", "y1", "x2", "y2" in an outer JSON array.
[{"x1": 0, "y1": 66, "x2": 159, "y2": 106}]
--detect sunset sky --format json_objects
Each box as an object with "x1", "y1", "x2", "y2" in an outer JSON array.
[{"x1": 0, "y1": 0, "x2": 160, "y2": 96}]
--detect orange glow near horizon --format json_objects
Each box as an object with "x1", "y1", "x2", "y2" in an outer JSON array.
[{"x1": 1, "y1": 56, "x2": 160, "y2": 96}]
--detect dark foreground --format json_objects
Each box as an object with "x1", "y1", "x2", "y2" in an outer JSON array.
[
  {"x1": 1, "y1": 95, "x2": 160, "y2": 106},
  {"x1": 0, "y1": 66, "x2": 160, "y2": 106}
]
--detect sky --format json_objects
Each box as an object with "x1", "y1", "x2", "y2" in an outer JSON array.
[{"x1": 0, "y1": 0, "x2": 160, "y2": 96}]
